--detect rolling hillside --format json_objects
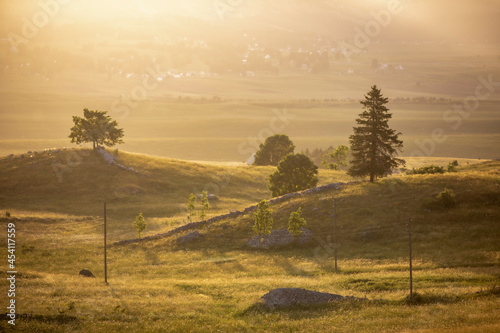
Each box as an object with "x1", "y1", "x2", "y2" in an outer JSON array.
[
  {"x1": 128, "y1": 159, "x2": 500, "y2": 267},
  {"x1": 0, "y1": 150, "x2": 499, "y2": 331},
  {"x1": 0, "y1": 148, "x2": 350, "y2": 238}
]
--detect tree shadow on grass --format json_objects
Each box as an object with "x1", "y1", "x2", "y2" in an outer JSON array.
[
  {"x1": 141, "y1": 245, "x2": 162, "y2": 266},
  {"x1": 237, "y1": 298, "x2": 367, "y2": 320},
  {"x1": 403, "y1": 286, "x2": 500, "y2": 306},
  {"x1": 272, "y1": 256, "x2": 315, "y2": 277}
]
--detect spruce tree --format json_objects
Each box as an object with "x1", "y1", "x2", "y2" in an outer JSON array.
[{"x1": 348, "y1": 86, "x2": 405, "y2": 182}]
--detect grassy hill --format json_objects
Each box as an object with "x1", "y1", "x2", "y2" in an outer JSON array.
[
  {"x1": 0, "y1": 148, "x2": 350, "y2": 239},
  {"x1": 0, "y1": 151, "x2": 499, "y2": 332}
]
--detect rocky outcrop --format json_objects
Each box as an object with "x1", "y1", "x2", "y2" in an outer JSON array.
[
  {"x1": 177, "y1": 231, "x2": 201, "y2": 244},
  {"x1": 246, "y1": 228, "x2": 313, "y2": 249},
  {"x1": 96, "y1": 147, "x2": 145, "y2": 175}
]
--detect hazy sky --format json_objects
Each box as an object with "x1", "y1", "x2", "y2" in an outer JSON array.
[{"x1": 2, "y1": 0, "x2": 499, "y2": 40}]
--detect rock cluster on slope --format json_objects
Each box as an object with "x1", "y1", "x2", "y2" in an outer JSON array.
[{"x1": 246, "y1": 228, "x2": 313, "y2": 249}]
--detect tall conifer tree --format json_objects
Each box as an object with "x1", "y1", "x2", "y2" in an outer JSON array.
[{"x1": 348, "y1": 86, "x2": 405, "y2": 182}]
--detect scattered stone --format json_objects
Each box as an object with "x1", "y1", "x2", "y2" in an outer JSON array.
[
  {"x1": 260, "y1": 288, "x2": 355, "y2": 309},
  {"x1": 177, "y1": 231, "x2": 201, "y2": 244},
  {"x1": 246, "y1": 228, "x2": 313, "y2": 249},
  {"x1": 79, "y1": 269, "x2": 95, "y2": 278},
  {"x1": 96, "y1": 147, "x2": 144, "y2": 175},
  {"x1": 97, "y1": 147, "x2": 116, "y2": 164},
  {"x1": 7, "y1": 154, "x2": 13, "y2": 158}
]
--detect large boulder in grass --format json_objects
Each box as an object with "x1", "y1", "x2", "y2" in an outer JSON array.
[
  {"x1": 260, "y1": 288, "x2": 364, "y2": 309},
  {"x1": 246, "y1": 228, "x2": 313, "y2": 249},
  {"x1": 177, "y1": 231, "x2": 201, "y2": 244},
  {"x1": 260, "y1": 288, "x2": 343, "y2": 309},
  {"x1": 79, "y1": 269, "x2": 95, "y2": 278}
]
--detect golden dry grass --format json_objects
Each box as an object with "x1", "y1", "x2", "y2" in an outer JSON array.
[{"x1": 0, "y1": 155, "x2": 498, "y2": 332}]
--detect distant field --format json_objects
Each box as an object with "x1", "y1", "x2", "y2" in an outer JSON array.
[
  {"x1": 1, "y1": 42, "x2": 499, "y2": 161},
  {"x1": 1, "y1": 97, "x2": 499, "y2": 160}
]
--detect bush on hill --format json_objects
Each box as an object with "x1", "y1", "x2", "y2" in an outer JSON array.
[
  {"x1": 407, "y1": 165, "x2": 445, "y2": 175},
  {"x1": 423, "y1": 188, "x2": 457, "y2": 210}
]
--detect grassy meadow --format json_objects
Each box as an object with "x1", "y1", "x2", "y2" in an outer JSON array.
[{"x1": 0, "y1": 151, "x2": 499, "y2": 332}]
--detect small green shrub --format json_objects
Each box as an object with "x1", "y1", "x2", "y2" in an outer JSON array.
[
  {"x1": 253, "y1": 200, "x2": 273, "y2": 239},
  {"x1": 187, "y1": 193, "x2": 196, "y2": 222},
  {"x1": 166, "y1": 220, "x2": 181, "y2": 227},
  {"x1": 198, "y1": 191, "x2": 209, "y2": 221},
  {"x1": 436, "y1": 188, "x2": 456, "y2": 208},
  {"x1": 133, "y1": 212, "x2": 147, "y2": 238},
  {"x1": 423, "y1": 188, "x2": 457, "y2": 210},
  {"x1": 5, "y1": 211, "x2": 10, "y2": 217},
  {"x1": 288, "y1": 207, "x2": 307, "y2": 238},
  {"x1": 447, "y1": 161, "x2": 458, "y2": 172}
]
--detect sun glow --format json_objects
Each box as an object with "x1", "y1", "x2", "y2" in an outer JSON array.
[{"x1": 0, "y1": 0, "x2": 499, "y2": 159}]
